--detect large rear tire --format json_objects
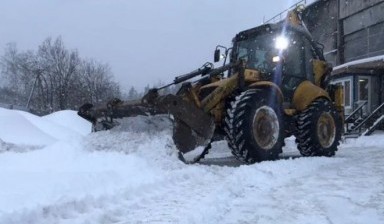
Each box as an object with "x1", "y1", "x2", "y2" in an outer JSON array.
[
  {"x1": 224, "y1": 95, "x2": 243, "y2": 159},
  {"x1": 226, "y1": 89, "x2": 284, "y2": 163},
  {"x1": 296, "y1": 98, "x2": 342, "y2": 157}
]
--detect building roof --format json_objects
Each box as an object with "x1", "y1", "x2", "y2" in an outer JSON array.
[{"x1": 332, "y1": 55, "x2": 384, "y2": 75}]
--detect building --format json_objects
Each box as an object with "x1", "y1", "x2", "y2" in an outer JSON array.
[{"x1": 302, "y1": 0, "x2": 384, "y2": 135}]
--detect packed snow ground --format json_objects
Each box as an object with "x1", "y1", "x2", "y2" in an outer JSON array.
[{"x1": 0, "y1": 107, "x2": 383, "y2": 224}]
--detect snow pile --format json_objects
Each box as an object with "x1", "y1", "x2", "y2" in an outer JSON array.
[
  {"x1": 43, "y1": 110, "x2": 92, "y2": 136},
  {"x1": 0, "y1": 108, "x2": 56, "y2": 145},
  {"x1": 83, "y1": 115, "x2": 183, "y2": 169},
  {"x1": 0, "y1": 108, "x2": 183, "y2": 224},
  {"x1": 0, "y1": 108, "x2": 91, "y2": 146}
]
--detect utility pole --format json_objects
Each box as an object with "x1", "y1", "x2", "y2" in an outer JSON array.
[{"x1": 26, "y1": 68, "x2": 41, "y2": 109}]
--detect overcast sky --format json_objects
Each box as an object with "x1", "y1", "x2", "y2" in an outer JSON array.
[{"x1": 0, "y1": 0, "x2": 308, "y2": 92}]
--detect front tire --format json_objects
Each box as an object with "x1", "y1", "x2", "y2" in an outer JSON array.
[
  {"x1": 296, "y1": 98, "x2": 342, "y2": 157},
  {"x1": 227, "y1": 89, "x2": 284, "y2": 163}
]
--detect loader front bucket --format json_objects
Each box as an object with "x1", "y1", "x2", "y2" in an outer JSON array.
[
  {"x1": 78, "y1": 93, "x2": 215, "y2": 154},
  {"x1": 154, "y1": 94, "x2": 215, "y2": 153}
]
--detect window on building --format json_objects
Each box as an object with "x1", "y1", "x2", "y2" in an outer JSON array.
[
  {"x1": 358, "y1": 78, "x2": 369, "y2": 101},
  {"x1": 357, "y1": 76, "x2": 371, "y2": 114},
  {"x1": 331, "y1": 78, "x2": 352, "y2": 109},
  {"x1": 344, "y1": 80, "x2": 351, "y2": 107}
]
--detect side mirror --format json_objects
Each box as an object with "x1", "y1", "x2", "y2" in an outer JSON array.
[{"x1": 214, "y1": 49, "x2": 221, "y2": 62}]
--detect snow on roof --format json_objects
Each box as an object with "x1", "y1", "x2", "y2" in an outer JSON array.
[{"x1": 332, "y1": 54, "x2": 384, "y2": 75}]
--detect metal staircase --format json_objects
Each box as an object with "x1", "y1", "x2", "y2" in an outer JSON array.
[
  {"x1": 362, "y1": 115, "x2": 384, "y2": 136},
  {"x1": 344, "y1": 101, "x2": 384, "y2": 138}
]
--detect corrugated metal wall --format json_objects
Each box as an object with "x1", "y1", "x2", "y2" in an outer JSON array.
[
  {"x1": 303, "y1": 0, "x2": 338, "y2": 65},
  {"x1": 304, "y1": 0, "x2": 384, "y2": 65},
  {"x1": 341, "y1": 1, "x2": 384, "y2": 62}
]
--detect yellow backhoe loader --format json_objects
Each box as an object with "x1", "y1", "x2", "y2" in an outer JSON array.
[{"x1": 78, "y1": 5, "x2": 344, "y2": 164}]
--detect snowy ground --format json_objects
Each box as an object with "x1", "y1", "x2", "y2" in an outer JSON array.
[{"x1": 0, "y1": 107, "x2": 383, "y2": 224}]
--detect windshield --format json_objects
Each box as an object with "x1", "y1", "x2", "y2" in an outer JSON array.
[{"x1": 234, "y1": 32, "x2": 280, "y2": 73}]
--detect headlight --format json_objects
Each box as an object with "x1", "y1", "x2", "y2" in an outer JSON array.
[
  {"x1": 275, "y1": 36, "x2": 289, "y2": 50},
  {"x1": 272, "y1": 56, "x2": 281, "y2": 63}
]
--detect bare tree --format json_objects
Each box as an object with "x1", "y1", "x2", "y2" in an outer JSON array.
[
  {"x1": 77, "y1": 59, "x2": 120, "y2": 105},
  {"x1": 0, "y1": 43, "x2": 36, "y2": 106},
  {"x1": 36, "y1": 37, "x2": 81, "y2": 110},
  {"x1": 0, "y1": 37, "x2": 121, "y2": 115}
]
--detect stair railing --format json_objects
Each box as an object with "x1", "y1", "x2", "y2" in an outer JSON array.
[
  {"x1": 345, "y1": 101, "x2": 367, "y2": 123},
  {"x1": 352, "y1": 102, "x2": 384, "y2": 132},
  {"x1": 344, "y1": 101, "x2": 368, "y2": 134},
  {"x1": 362, "y1": 115, "x2": 384, "y2": 136}
]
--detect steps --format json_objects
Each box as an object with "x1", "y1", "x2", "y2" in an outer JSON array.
[
  {"x1": 362, "y1": 115, "x2": 384, "y2": 136},
  {"x1": 344, "y1": 102, "x2": 384, "y2": 137}
]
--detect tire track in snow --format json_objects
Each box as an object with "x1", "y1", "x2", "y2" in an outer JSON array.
[
  {"x1": 2, "y1": 148, "x2": 384, "y2": 224},
  {"x1": 58, "y1": 158, "x2": 345, "y2": 223},
  {"x1": 0, "y1": 166, "x2": 233, "y2": 224}
]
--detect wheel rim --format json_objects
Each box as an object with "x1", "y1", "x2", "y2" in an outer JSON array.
[
  {"x1": 317, "y1": 112, "x2": 336, "y2": 148},
  {"x1": 252, "y1": 106, "x2": 280, "y2": 150}
]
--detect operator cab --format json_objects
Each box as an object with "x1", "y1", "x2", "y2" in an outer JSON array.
[{"x1": 231, "y1": 23, "x2": 322, "y2": 102}]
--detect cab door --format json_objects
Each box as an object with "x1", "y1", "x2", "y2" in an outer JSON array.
[{"x1": 281, "y1": 33, "x2": 313, "y2": 103}]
